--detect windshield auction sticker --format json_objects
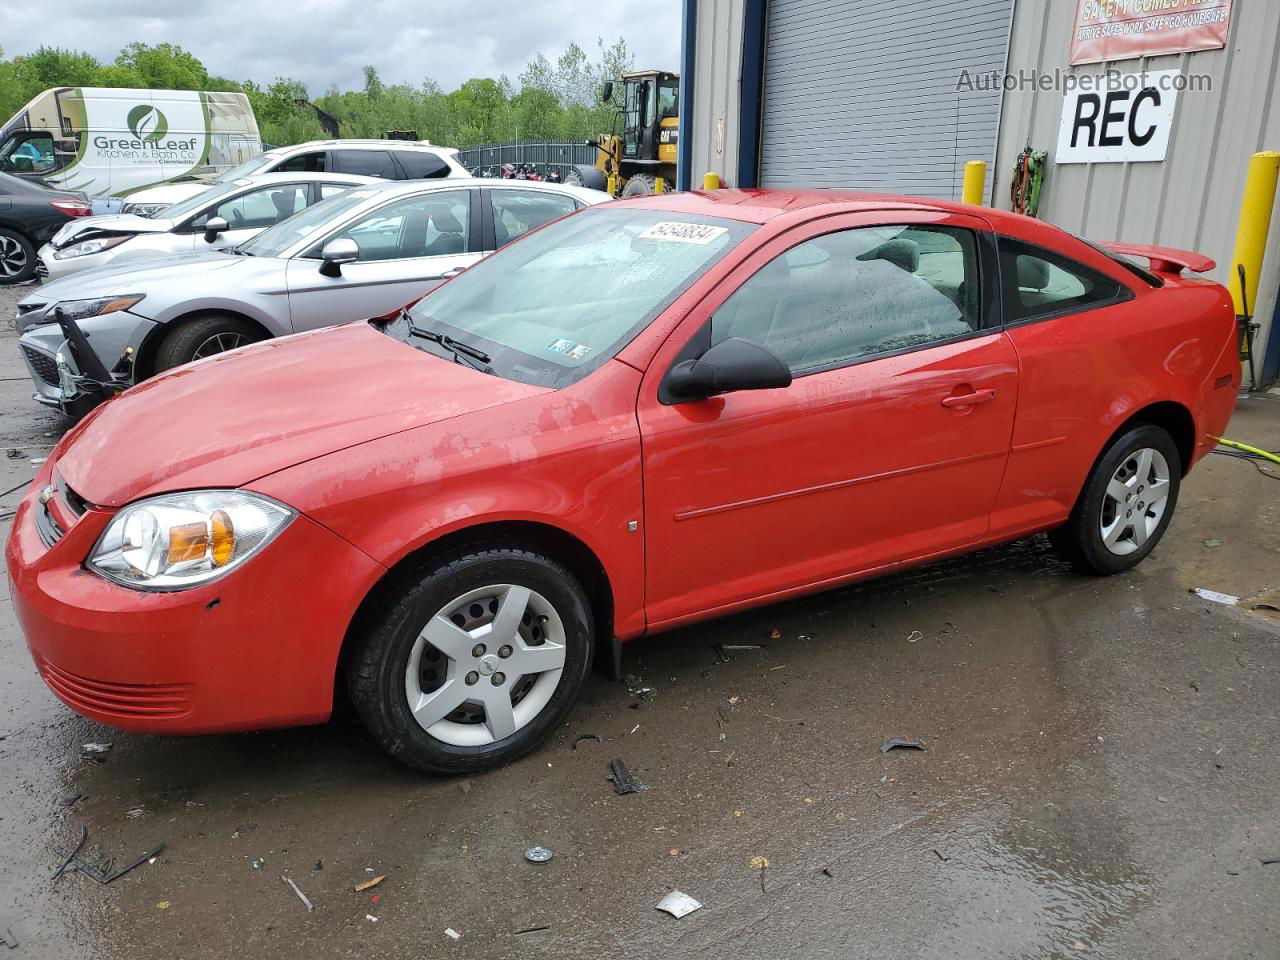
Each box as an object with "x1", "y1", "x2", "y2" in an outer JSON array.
[
  {"x1": 639, "y1": 222, "x2": 729, "y2": 244},
  {"x1": 547, "y1": 338, "x2": 592, "y2": 361}
]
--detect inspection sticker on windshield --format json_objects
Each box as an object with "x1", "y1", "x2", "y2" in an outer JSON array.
[
  {"x1": 547, "y1": 337, "x2": 592, "y2": 361},
  {"x1": 639, "y1": 221, "x2": 728, "y2": 244}
]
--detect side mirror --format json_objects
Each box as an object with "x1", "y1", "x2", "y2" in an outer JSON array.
[
  {"x1": 665, "y1": 337, "x2": 792, "y2": 401},
  {"x1": 319, "y1": 237, "x2": 359, "y2": 277},
  {"x1": 600, "y1": 80, "x2": 614, "y2": 104},
  {"x1": 202, "y1": 216, "x2": 229, "y2": 243}
]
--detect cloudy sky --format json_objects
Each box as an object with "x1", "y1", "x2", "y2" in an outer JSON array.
[{"x1": 0, "y1": 0, "x2": 682, "y2": 94}]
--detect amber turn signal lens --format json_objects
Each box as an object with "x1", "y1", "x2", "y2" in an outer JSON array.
[
  {"x1": 210, "y1": 510, "x2": 235, "y2": 567},
  {"x1": 166, "y1": 522, "x2": 209, "y2": 565}
]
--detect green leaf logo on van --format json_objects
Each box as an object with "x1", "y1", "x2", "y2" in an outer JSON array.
[{"x1": 127, "y1": 105, "x2": 169, "y2": 143}]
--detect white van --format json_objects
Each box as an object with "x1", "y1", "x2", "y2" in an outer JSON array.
[{"x1": 0, "y1": 87, "x2": 261, "y2": 211}]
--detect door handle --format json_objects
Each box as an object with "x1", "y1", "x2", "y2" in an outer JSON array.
[
  {"x1": 441, "y1": 266, "x2": 466, "y2": 278},
  {"x1": 941, "y1": 388, "x2": 996, "y2": 408}
]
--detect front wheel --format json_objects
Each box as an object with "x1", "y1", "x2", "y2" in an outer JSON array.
[
  {"x1": 621, "y1": 173, "x2": 657, "y2": 197},
  {"x1": 155, "y1": 314, "x2": 265, "y2": 373},
  {"x1": 349, "y1": 548, "x2": 595, "y2": 774},
  {"x1": 1049, "y1": 424, "x2": 1181, "y2": 575}
]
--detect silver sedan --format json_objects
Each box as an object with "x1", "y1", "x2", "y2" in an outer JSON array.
[{"x1": 16, "y1": 179, "x2": 610, "y2": 415}]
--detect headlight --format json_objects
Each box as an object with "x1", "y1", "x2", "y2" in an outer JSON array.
[
  {"x1": 89, "y1": 491, "x2": 294, "y2": 590},
  {"x1": 51, "y1": 295, "x2": 146, "y2": 322},
  {"x1": 123, "y1": 202, "x2": 168, "y2": 218},
  {"x1": 53, "y1": 235, "x2": 133, "y2": 260}
]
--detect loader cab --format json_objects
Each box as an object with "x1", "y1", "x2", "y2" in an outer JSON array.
[{"x1": 614, "y1": 71, "x2": 679, "y2": 163}]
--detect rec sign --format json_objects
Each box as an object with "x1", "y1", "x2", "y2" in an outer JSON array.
[{"x1": 1056, "y1": 69, "x2": 1181, "y2": 164}]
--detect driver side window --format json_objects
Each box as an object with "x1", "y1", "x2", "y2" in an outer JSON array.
[
  {"x1": 709, "y1": 225, "x2": 981, "y2": 375},
  {"x1": 323, "y1": 190, "x2": 470, "y2": 262},
  {"x1": 192, "y1": 184, "x2": 309, "y2": 230}
]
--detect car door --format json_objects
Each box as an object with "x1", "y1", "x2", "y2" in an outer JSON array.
[
  {"x1": 283, "y1": 187, "x2": 481, "y2": 332},
  {"x1": 635, "y1": 211, "x2": 1019, "y2": 627},
  {"x1": 483, "y1": 186, "x2": 580, "y2": 251},
  {"x1": 188, "y1": 182, "x2": 311, "y2": 251}
]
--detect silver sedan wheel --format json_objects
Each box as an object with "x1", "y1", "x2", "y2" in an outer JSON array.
[
  {"x1": 1100, "y1": 447, "x2": 1171, "y2": 556},
  {"x1": 191, "y1": 331, "x2": 248, "y2": 360},
  {"x1": 0, "y1": 235, "x2": 28, "y2": 278},
  {"x1": 404, "y1": 584, "x2": 566, "y2": 747}
]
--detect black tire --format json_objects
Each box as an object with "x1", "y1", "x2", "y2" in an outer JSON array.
[
  {"x1": 1049, "y1": 424, "x2": 1182, "y2": 575},
  {"x1": 621, "y1": 174, "x2": 657, "y2": 197},
  {"x1": 563, "y1": 168, "x2": 586, "y2": 186},
  {"x1": 155, "y1": 314, "x2": 265, "y2": 372},
  {"x1": 0, "y1": 228, "x2": 37, "y2": 284},
  {"x1": 348, "y1": 547, "x2": 595, "y2": 775}
]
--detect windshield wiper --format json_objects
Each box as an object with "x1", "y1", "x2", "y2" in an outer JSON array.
[{"x1": 401, "y1": 312, "x2": 492, "y2": 370}]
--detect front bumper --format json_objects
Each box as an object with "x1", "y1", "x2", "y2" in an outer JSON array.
[
  {"x1": 5, "y1": 458, "x2": 385, "y2": 734},
  {"x1": 16, "y1": 311, "x2": 156, "y2": 415},
  {"x1": 37, "y1": 243, "x2": 118, "y2": 283}
]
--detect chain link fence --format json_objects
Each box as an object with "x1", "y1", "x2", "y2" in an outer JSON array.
[{"x1": 456, "y1": 140, "x2": 597, "y2": 177}]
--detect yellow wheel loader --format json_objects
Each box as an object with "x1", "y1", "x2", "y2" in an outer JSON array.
[{"x1": 566, "y1": 71, "x2": 678, "y2": 197}]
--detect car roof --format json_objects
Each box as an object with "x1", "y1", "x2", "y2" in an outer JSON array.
[
  {"x1": 267, "y1": 139, "x2": 460, "y2": 156},
  {"x1": 349, "y1": 178, "x2": 610, "y2": 204},
  {"x1": 234, "y1": 171, "x2": 380, "y2": 186}
]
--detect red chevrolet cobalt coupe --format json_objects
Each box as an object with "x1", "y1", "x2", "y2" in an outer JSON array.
[{"x1": 7, "y1": 191, "x2": 1239, "y2": 773}]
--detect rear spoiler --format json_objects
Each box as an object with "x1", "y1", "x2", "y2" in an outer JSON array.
[{"x1": 1101, "y1": 243, "x2": 1216, "y2": 275}]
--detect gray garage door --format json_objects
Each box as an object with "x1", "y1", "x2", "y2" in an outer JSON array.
[{"x1": 759, "y1": 0, "x2": 1015, "y2": 200}]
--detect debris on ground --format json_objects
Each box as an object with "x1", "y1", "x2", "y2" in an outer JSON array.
[
  {"x1": 769, "y1": 629, "x2": 782, "y2": 639},
  {"x1": 514, "y1": 925, "x2": 550, "y2": 935},
  {"x1": 354, "y1": 875, "x2": 384, "y2": 892},
  {"x1": 29, "y1": 457, "x2": 46, "y2": 465},
  {"x1": 751, "y1": 855, "x2": 769, "y2": 892},
  {"x1": 881, "y1": 737, "x2": 926, "y2": 753},
  {"x1": 608, "y1": 758, "x2": 648, "y2": 795},
  {"x1": 126, "y1": 808, "x2": 145, "y2": 819},
  {"x1": 156, "y1": 901, "x2": 171, "y2": 910},
  {"x1": 655, "y1": 890, "x2": 702, "y2": 918},
  {"x1": 933, "y1": 849, "x2": 950, "y2": 862},
  {"x1": 0, "y1": 926, "x2": 17, "y2": 949},
  {"x1": 524, "y1": 847, "x2": 553, "y2": 864},
  {"x1": 282, "y1": 876, "x2": 313, "y2": 912},
  {"x1": 906, "y1": 630, "x2": 923, "y2": 643},
  {"x1": 80, "y1": 743, "x2": 112, "y2": 755},
  {"x1": 572, "y1": 734, "x2": 601, "y2": 750},
  {"x1": 51, "y1": 827, "x2": 164, "y2": 885},
  {"x1": 1261, "y1": 856, "x2": 1280, "y2": 865},
  {"x1": 57, "y1": 790, "x2": 81, "y2": 808},
  {"x1": 5, "y1": 448, "x2": 22, "y2": 459},
  {"x1": 1191, "y1": 587, "x2": 1239, "y2": 605},
  {"x1": 445, "y1": 928, "x2": 461, "y2": 940},
  {"x1": 722, "y1": 644, "x2": 763, "y2": 651},
  {"x1": 1202, "y1": 538, "x2": 1224, "y2": 548},
  {"x1": 365, "y1": 914, "x2": 378, "y2": 923},
  {"x1": 457, "y1": 780, "x2": 471, "y2": 796},
  {"x1": 251, "y1": 858, "x2": 265, "y2": 870}
]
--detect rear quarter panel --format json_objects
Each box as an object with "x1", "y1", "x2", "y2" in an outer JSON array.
[{"x1": 991, "y1": 275, "x2": 1238, "y2": 537}]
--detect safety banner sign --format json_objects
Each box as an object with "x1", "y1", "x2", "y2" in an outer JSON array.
[{"x1": 1069, "y1": 0, "x2": 1232, "y2": 66}]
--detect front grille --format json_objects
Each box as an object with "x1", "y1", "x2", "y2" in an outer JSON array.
[
  {"x1": 58, "y1": 475, "x2": 89, "y2": 516},
  {"x1": 34, "y1": 500, "x2": 64, "y2": 547},
  {"x1": 36, "y1": 657, "x2": 195, "y2": 720},
  {"x1": 34, "y1": 260, "x2": 48, "y2": 280},
  {"x1": 20, "y1": 344, "x2": 59, "y2": 386}
]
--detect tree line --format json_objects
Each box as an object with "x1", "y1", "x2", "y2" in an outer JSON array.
[{"x1": 0, "y1": 40, "x2": 638, "y2": 148}]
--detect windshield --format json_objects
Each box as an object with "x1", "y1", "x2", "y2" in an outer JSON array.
[
  {"x1": 161, "y1": 178, "x2": 253, "y2": 222},
  {"x1": 384, "y1": 207, "x2": 756, "y2": 388},
  {"x1": 238, "y1": 189, "x2": 376, "y2": 258},
  {"x1": 214, "y1": 152, "x2": 280, "y2": 182}
]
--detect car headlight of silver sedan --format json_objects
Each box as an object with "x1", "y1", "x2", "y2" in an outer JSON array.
[
  {"x1": 53, "y1": 235, "x2": 133, "y2": 260},
  {"x1": 50, "y1": 295, "x2": 146, "y2": 322},
  {"x1": 122, "y1": 202, "x2": 168, "y2": 218},
  {"x1": 89, "y1": 491, "x2": 294, "y2": 590}
]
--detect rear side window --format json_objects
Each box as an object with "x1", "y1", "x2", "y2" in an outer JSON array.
[
  {"x1": 490, "y1": 189, "x2": 578, "y2": 248},
  {"x1": 999, "y1": 238, "x2": 1126, "y2": 323},
  {"x1": 274, "y1": 151, "x2": 327, "y2": 173},
  {"x1": 395, "y1": 151, "x2": 451, "y2": 179},
  {"x1": 333, "y1": 149, "x2": 397, "y2": 178}
]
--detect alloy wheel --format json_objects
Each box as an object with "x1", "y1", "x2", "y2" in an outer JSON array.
[
  {"x1": 1099, "y1": 447, "x2": 1171, "y2": 556},
  {"x1": 0, "y1": 236, "x2": 28, "y2": 278},
  {"x1": 191, "y1": 332, "x2": 248, "y2": 360},
  {"x1": 404, "y1": 584, "x2": 566, "y2": 746}
]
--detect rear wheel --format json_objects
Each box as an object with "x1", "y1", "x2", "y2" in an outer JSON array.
[
  {"x1": 155, "y1": 314, "x2": 265, "y2": 372},
  {"x1": 563, "y1": 167, "x2": 586, "y2": 187},
  {"x1": 621, "y1": 174, "x2": 657, "y2": 197},
  {"x1": 349, "y1": 547, "x2": 594, "y2": 774},
  {"x1": 1049, "y1": 424, "x2": 1181, "y2": 575},
  {"x1": 0, "y1": 228, "x2": 36, "y2": 284}
]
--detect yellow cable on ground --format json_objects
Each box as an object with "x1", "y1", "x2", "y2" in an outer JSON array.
[{"x1": 1216, "y1": 437, "x2": 1280, "y2": 465}]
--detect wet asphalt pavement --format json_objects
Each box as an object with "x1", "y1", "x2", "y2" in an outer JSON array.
[{"x1": 1, "y1": 281, "x2": 1278, "y2": 959}]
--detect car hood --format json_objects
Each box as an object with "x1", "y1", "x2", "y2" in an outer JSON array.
[
  {"x1": 57, "y1": 322, "x2": 548, "y2": 508},
  {"x1": 53, "y1": 213, "x2": 176, "y2": 246},
  {"x1": 21, "y1": 252, "x2": 247, "y2": 309}
]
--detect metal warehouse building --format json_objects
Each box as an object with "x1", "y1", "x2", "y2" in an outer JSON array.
[{"x1": 678, "y1": 0, "x2": 1280, "y2": 383}]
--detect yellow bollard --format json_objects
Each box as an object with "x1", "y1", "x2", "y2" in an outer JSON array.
[
  {"x1": 703, "y1": 171, "x2": 721, "y2": 190},
  {"x1": 654, "y1": 177, "x2": 666, "y2": 194},
  {"x1": 961, "y1": 160, "x2": 987, "y2": 206},
  {"x1": 607, "y1": 174, "x2": 618, "y2": 197},
  {"x1": 1229, "y1": 151, "x2": 1280, "y2": 316}
]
